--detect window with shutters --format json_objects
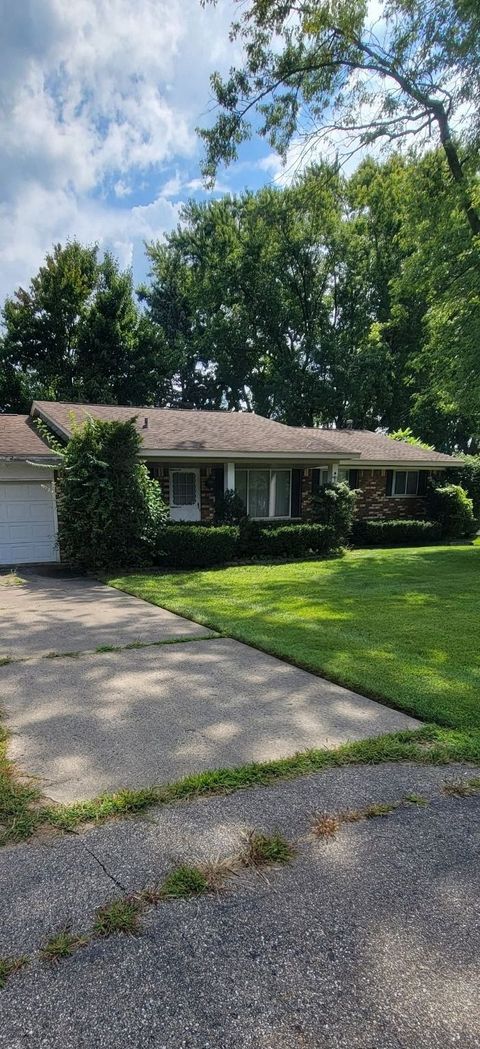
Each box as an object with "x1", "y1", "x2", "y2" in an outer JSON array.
[{"x1": 234, "y1": 468, "x2": 292, "y2": 518}]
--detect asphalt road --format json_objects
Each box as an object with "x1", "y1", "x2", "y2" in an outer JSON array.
[{"x1": 1, "y1": 763, "x2": 479, "y2": 1048}]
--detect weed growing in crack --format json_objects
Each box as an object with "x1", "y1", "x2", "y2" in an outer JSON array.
[
  {"x1": 93, "y1": 896, "x2": 144, "y2": 937},
  {"x1": 403, "y1": 793, "x2": 428, "y2": 805},
  {"x1": 443, "y1": 777, "x2": 480, "y2": 798},
  {"x1": 160, "y1": 866, "x2": 210, "y2": 899},
  {"x1": 40, "y1": 930, "x2": 88, "y2": 962},
  {"x1": 241, "y1": 831, "x2": 295, "y2": 867},
  {"x1": 0, "y1": 956, "x2": 28, "y2": 988}
]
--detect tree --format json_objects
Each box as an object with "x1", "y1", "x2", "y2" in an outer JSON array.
[
  {"x1": 56, "y1": 417, "x2": 167, "y2": 571},
  {"x1": 389, "y1": 427, "x2": 433, "y2": 450},
  {"x1": 200, "y1": 0, "x2": 480, "y2": 237},
  {"x1": 1, "y1": 242, "x2": 173, "y2": 411}
]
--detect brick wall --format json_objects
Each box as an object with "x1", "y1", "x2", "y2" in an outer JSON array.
[
  {"x1": 355, "y1": 469, "x2": 426, "y2": 520},
  {"x1": 301, "y1": 469, "x2": 313, "y2": 520},
  {"x1": 200, "y1": 467, "x2": 216, "y2": 522}
]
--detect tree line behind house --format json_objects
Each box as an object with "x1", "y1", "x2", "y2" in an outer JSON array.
[{"x1": 0, "y1": 150, "x2": 478, "y2": 454}]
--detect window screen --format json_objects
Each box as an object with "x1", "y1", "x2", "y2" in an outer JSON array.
[{"x1": 172, "y1": 472, "x2": 196, "y2": 506}]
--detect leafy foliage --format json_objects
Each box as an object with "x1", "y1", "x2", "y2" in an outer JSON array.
[
  {"x1": 311, "y1": 482, "x2": 357, "y2": 543},
  {"x1": 200, "y1": 0, "x2": 480, "y2": 237},
  {"x1": 57, "y1": 417, "x2": 167, "y2": 571},
  {"x1": 0, "y1": 242, "x2": 173, "y2": 411},
  {"x1": 214, "y1": 488, "x2": 247, "y2": 524},
  {"x1": 448, "y1": 455, "x2": 480, "y2": 523},
  {"x1": 156, "y1": 524, "x2": 238, "y2": 567},
  {"x1": 352, "y1": 518, "x2": 442, "y2": 547},
  {"x1": 426, "y1": 483, "x2": 476, "y2": 539},
  {"x1": 389, "y1": 428, "x2": 433, "y2": 450}
]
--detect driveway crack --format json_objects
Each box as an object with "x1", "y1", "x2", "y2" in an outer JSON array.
[{"x1": 82, "y1": 843, "x2": 128, "y2": 894}]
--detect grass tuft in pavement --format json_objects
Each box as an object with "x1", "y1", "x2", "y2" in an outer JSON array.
[
  {"x1": 160, "y1": 865, "x2": 210, "y2": 899},
  {"x1": 0, "y1": 572, "x2": 25, "y2": 587},
  {"x1": 0, "y1": 955, "x2": 28, "y2": 988},
  {"x1": 241, "y1": 830, "x2": 295, "y2": 867},
  {"x1": 442, "y1": 776, "x2": 480, "y2": 798},
  {"x1": 403, "y1": 793, "x2": 428, "y2": 805},
  {"x1": 40, "y1": 930, "x2": 88, "y2": 962},
  {"x1": 93, "y1": 896, "x2": 144, "y2": 937}
]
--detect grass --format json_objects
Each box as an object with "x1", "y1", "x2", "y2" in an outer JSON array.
[
  {"x1": 40, "y1": 930, "x2": 87, "y2": 962},
  {"x1": 93, "y1": 897, "x2": 144, "y2": 937},
  {"x1": 107, "y1": 546, "x2": 480, "y2": 733},
  {"x1": 1, "y1": 724, "x2": 479, "y2": 846},
  {"x1": 0, "y1": 572, "x2": 25, "y2": 587},
  {"x1": 160, "y1": 865, "x2": 210, "y2": 898},
  {"x1": 312, "y1": 802, "x2": 397, "y2": 838},
  {"x1": 0, "y1": 955, "x2": 28, "y2": 987},
  {"x1": 241, "y1": 830, "x2": 295, "y2": 867}
]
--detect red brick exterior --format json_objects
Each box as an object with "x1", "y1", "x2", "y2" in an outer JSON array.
[
  {"x1": 354, "y1": 469, "x2": 427, "y2": 520},
  {"x1": 301, "y1": 469, "x2": 313, "y2": 520},
  {"x1": 150, "y1": 463, "x2": 430, "y2": 523},
  {"x1": 200, "y1": 467, "x2": 216, "y2": 522}
]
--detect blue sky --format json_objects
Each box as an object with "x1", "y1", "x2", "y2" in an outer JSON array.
[{"x1": 0, "y1": 0, "x2": 288, "y2": 303}]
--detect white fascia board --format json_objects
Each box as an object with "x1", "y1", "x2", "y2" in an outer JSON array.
[
  {"x1": 141, "y1": 449, "x2": 345, "y2": 463},
  {"x1": 338, "y1": 459, "x2": 451, "y2": 469},
  {"x1": 30, "y1": 404, "x2": 71, "y2": 441}
]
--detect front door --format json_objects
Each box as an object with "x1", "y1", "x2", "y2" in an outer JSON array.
[{"x1": 169, "y1": 469, "x2": 201, "y2": 521}]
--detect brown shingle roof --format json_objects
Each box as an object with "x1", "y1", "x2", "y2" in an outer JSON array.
[
  {"x1": 28, "y1": 401, "x2": 456, "y2": 465},
  {"x1": 0, "y1": 415, "x2": 60, "y2": 459},
  {"x1": 31, "y1": 401, "x2": 353, "y2": 457},
  {"x1": 298, "y1": 428, "x2": 456, "y2": 464}
]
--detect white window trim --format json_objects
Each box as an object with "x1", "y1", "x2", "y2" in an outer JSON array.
[
  {"x1": 236, "y1": 468, "x2": 292, "y2": 520},
  {"x1": 391, "y1": 470, "x2": 420, "y2": 497}
]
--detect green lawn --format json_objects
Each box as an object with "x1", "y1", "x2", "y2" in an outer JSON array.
[{"x1": 108, "y1": 545, "x2": 480, "y2": 732}]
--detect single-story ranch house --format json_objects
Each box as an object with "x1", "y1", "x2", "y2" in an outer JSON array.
[{"x1": 0, "y1": 400, "x2": 457, "y2": 565}]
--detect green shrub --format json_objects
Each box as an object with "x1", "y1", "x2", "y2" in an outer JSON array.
[
  {"x1": 156, "y1": 525, "x2": 238, "y2": 567},
  {"x1": 426, "y1": 483, "x2": 476, "y2": 539},
  {"x1": 237, "y1": 516, "x2": 262, "y2": 556},
  {"x1": 352, "y1": 518, "x2": 442, "y2": 547},
  {"x1": 57, "y1": 417, "x2": 167, "y2": 571},
  {"x1": 447, "y1": 455, "x2": 480, "y2": 524},
  {"x1": 214, "y1": 488, "x2": 246, "y2": 524},
  {"x1": 258, "y1": 523, "x2": 335, "y2": 558},
  {"x1": 311, "y1": 482, "x2": 356, "y2": 543}
]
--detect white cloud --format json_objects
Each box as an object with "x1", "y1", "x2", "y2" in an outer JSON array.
[{"x1": 0, "y1": 0, "x2": 236, "y2": 300}]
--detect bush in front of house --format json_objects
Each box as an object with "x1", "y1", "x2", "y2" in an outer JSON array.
[
  {"x1": 311, "y1": 482, "x2": 357, "y2": 544},
  {"x1": 447, "y1": 455, "x2": 480, "y2": 525},
  {"x1": 426, "y1": 482, "x2": 476, "y2": 539},
  {"x1": 257, "y1": 523, "x2": 336, "y2": 558},
  {"x1": 214, "y1": 488, "x2": 247, "y2": 525},
  {"x1": 156, "y1": 524, "x2": 238, "y2": 567},
  {"x1": 57, "y1": 417, "x2": 167, "y2": 571},
  {"x1": 352, "y1": 518, "x2": 442, "y2": 547}
]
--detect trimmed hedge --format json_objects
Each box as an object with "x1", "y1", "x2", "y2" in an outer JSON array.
[
  {"x1": 155, "y1": 521, "x2": 337, "y2": 567},
  {"x1": 352, "y1": 518, "x2": 442, "y2": 547},
  {"x1": 257, "y1": 523, "x2": 335, "y2": 558},
  {"x1": 156, "y1": 525, "x2": 238, "y2": 567}
]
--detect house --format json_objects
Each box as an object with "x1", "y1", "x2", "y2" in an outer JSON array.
[{"x1": 0, "y1": 400, "x2": 457, "y2": 565}]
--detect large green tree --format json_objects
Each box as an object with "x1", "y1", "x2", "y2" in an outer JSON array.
[
  {"x1": 0, "y1": 242, "x2": 172, "y2": 411},
  {"x1": 201, "y1": 0, "x2": 480, "y2": 237}
]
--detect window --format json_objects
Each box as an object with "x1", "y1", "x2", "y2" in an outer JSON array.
[
  {"x1": 171, "y1": 471, "x2": 196, "y2": 506},
  {"x1": 235, "y1": 468, "x2": 292, "y2": 518},
  {"x1": 392, "y1": 470, "x2": 420, "y2": 496}
]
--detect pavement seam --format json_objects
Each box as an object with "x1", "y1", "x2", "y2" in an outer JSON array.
[
  {"x1": 0, "y1": 632, "x2": 220, "y2": 668},
  {"x1": 2, "y1": 781, "x2": 479, "y2": 989}
]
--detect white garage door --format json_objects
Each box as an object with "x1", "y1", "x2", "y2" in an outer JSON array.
[{"x1": 0, "y1": 481, "x2": 59, "y2": 565}]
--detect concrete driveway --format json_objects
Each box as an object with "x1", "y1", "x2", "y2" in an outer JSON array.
[
  {"x1": 0, "y1": 571, "x2": 209, "y2": 660},
  {"x1": 0, "y1": 573, "x2": 419, "y2": 802}
]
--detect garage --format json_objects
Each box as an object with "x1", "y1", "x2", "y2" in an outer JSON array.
[{"x1": 0, "y1": 416, "x2": 60, "y2": 566}]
